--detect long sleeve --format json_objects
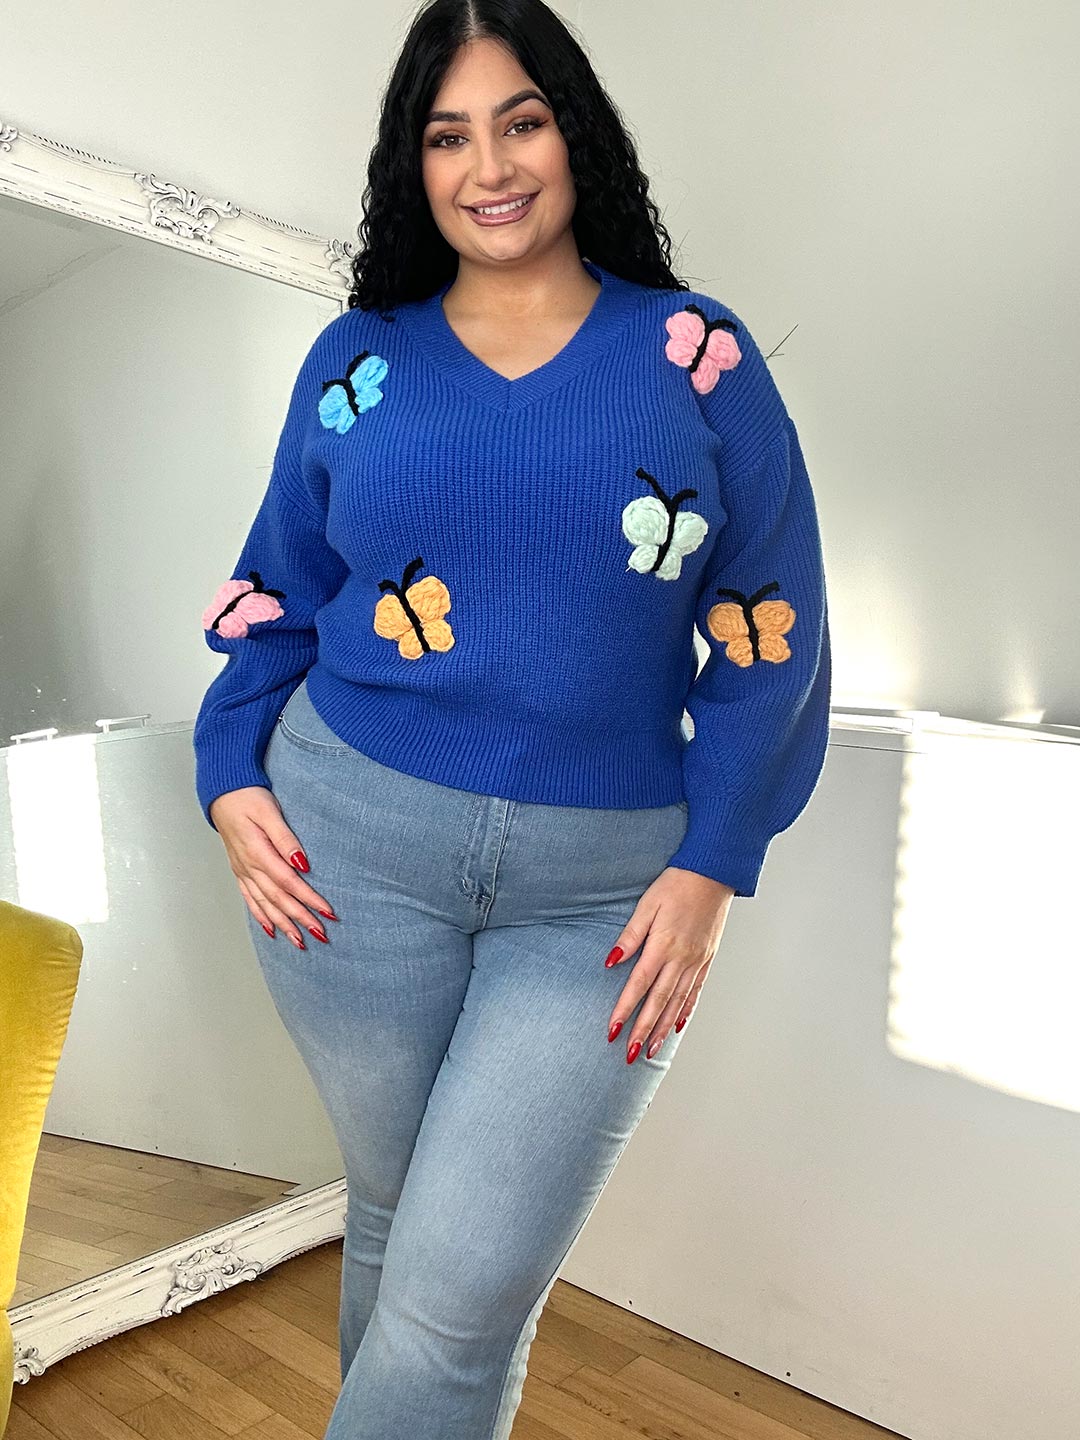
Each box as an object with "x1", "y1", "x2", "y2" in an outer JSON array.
[
  {"x1": 192, "y1": 332, "x2": 350, "y2": 831},
  {"x1": 665, "y1": 317, "x2": 832, "y2": 898}
]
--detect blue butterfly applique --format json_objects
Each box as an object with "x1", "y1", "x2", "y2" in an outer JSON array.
[{"x1": 318, "y1": 350, "x2": 389, "y2": 434}]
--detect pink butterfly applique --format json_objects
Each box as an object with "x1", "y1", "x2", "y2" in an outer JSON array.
[
  {"x1": 202, "y1": 570, "x2": 285, "y2": 638},
  {"x1": 664, "y1": 304, "x2": 742, "y2": 394}
]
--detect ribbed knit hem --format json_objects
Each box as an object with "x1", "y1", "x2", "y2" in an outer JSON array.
[{"x1": 305, "y1": 665, "x2": 688, "y2": 809}]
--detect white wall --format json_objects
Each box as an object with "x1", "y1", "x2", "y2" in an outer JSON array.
[
  {"x1": 568, "y1": 721, "x2": 1080, "y2": 1440},
  {"x1": 3, "y1": 5, "x2": 1077, "y2": 1439}
]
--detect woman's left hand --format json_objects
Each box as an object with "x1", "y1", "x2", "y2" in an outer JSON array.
[{"x1": 605, "y1": 867, "x2": 734, "y2": 1064}]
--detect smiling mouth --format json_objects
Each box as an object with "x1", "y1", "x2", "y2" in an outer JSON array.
[{"x1": 466, "y1": 192, "x2": 538, "y2": 215}]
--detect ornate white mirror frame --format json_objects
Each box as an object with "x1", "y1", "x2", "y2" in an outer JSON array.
[{"x1": 1, "y1": 116, "x2": 356, "y2": 1385}]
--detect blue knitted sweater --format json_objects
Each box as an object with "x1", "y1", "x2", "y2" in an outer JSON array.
[{"x1": 193, "y1": 258, "x2": 831, "y2": 897}]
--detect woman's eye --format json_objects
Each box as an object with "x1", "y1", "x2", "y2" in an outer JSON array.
[{"x1": 427, "y1": 118, "x2": 544, "y2": 148}]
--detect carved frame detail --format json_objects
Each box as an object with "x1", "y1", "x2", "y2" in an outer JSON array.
[
  {"x1": 11, "y1": 1182, "x2": 348, "y2": 1381},
  {"x1": 0, "y1": 116, "x2": 356, "y2": 296}
]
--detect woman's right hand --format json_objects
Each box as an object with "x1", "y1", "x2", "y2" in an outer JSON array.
[{"x1": 209, "y1": 786, "x2": 338, "y2": 949}]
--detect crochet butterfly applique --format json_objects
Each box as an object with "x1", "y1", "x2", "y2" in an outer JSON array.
[
  {"x1": 622, "y1": 467, "x2": 708, "y2": 580},
  {"x1": 202, "y1": 570, "x2": 285, "y2": 638},
  {"x1": 706, "y1": 582, "x2": 795, "y2": 666},
  {"x1": 318, "y1": 350, "x2": 389, "y2": 433},
  {"x1": 373, "y1": 556, "x2": 454, "y2": 660},
  {"x1": 664, "y1": 304, "x2": 741, "y2": 395}
]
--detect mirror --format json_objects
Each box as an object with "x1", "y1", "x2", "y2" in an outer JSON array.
[{"x1": 0, "y1": 165, "x2": 354, "y2": 1370}]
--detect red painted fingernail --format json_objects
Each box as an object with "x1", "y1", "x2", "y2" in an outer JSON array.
[
  {"x1": 261, "y1": 922, "x2": 275, "y2": 938},
  {"x1": 626, "y1": 1041, "x2": 642, "y2": 1065},
  {"x1": 291, "y1": 933, "x2": 306, "y2": 950},
  {"x1": 605, "y1": 946, "x2": 623, "y2": 968},
  {"x1": 316, "y1": 907, "x2": 338, "y2": 921},
  {"x1": 290, "y1": 850, "x2": 310, "y2": 873},
  {"x1": 608, "y1": 1020, "x2": 623, "y2": 1043},
  {"x1": 675, "y1": 1016, "x2": 687, "y2": 1033},
  {"x1": 309, "y1": 925, "x2": 328, "y2": 943}
]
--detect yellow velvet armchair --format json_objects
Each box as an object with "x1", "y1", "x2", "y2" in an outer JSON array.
[{"x1": 0, "y1": 899, "x2": 84, "y2": 1436}]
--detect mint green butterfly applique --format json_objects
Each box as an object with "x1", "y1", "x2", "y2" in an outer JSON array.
[{"x1": 622, "y1": 467, "x2": 709, "y2": 580}]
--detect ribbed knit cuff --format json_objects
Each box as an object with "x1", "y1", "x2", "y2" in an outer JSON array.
[
  {"x1": 194, "y1": 718, "x2": 273, "y2": 831},
  {"x1": 664, "y1": 791, "x2": 771, "y2": 898}
]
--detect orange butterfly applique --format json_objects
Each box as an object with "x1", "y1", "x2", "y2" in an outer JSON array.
[
  {"x1": 706, "y1": 581, "x2": 795, "y2": 667},
  {"x1": 373, "y1": 556, "x2": 455, "y2": 660}
]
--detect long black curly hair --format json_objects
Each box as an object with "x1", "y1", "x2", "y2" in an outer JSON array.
[{"x1": 346, "y1": 0, "x2": 691, "y2": 318}]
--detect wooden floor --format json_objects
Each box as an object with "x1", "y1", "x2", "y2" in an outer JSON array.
[
  {"x1": 15, "y1": 1134, "x2": 296, "y2": 1306},
  {"x1": 7, "y1": 1238, "x2": 909, "y2": 1440}
]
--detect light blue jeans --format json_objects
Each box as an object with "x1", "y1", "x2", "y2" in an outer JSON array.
[{"x1": 245, "y1": 675, "x2": 692, "y2": 1439}]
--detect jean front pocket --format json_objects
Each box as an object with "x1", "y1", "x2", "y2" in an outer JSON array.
[{"x1": 277, "y1": 677, "x2": 352, "y2": 755}]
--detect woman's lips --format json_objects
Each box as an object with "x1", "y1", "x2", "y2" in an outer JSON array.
[{"x1": 465, "y1": 192, "x2": 538, "y2": 226}]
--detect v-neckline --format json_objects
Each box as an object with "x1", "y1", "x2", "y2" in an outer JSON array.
[{"x1": 398, "y1": 258, "x2": 646, "y2": 412}]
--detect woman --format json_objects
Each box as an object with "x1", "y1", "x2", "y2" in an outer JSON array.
[{"x1": 193, "y1": 1, "x2": 831, "y2": 1435}]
